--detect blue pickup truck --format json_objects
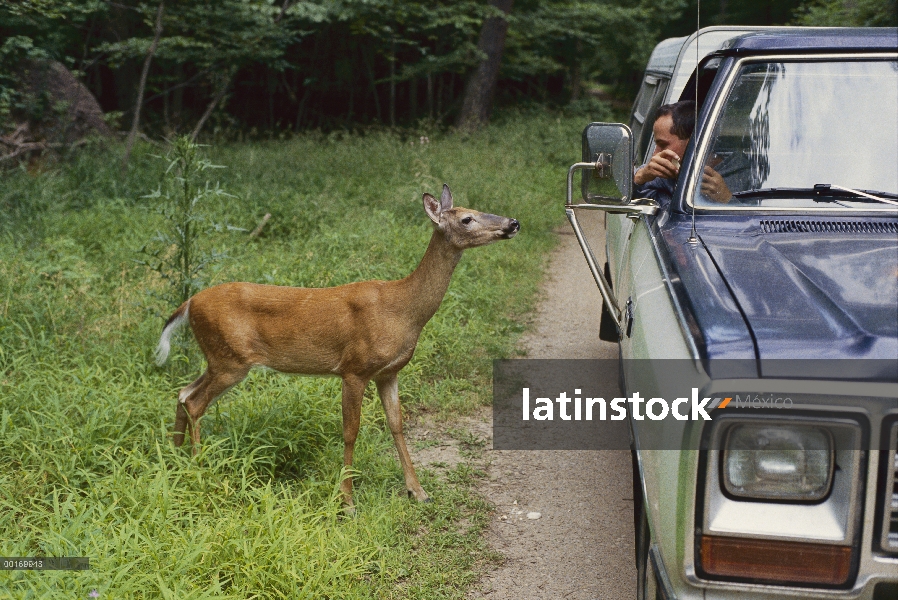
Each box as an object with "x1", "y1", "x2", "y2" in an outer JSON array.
[{"x1": 566, "y1": 27, "x2": 898, "y2": 600}]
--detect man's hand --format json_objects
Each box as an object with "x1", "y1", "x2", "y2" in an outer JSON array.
[
  {"x1": 701, "y1": 166, "x2": 732, "y2": 203},
  {"x1": 634, "y1": 149, "x2": 680, "y2": 185}
]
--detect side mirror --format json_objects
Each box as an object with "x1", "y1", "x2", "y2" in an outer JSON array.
[{"x1": 581, "y1": 123, "x2": 633, "y2": 204}]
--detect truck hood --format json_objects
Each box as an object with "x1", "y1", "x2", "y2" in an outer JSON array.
[{"x1": 698, "y1": 226, "x2": 898, "y2": 362}]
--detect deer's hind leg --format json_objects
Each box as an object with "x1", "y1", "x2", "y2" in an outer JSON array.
[
  {"x1": 174, "y1": 371, "x2": 207, "y2": 447},
  {"x1": 375, "y1": 374, "x2": 429, "y2": 502},
  {"x1": 174, "y1": 366, "x2": 250, "y2": 453}
]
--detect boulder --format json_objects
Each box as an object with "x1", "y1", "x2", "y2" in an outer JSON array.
[
  {"x1": 20, "y1": 59, "x2": 112, "y2": 143},
  {"x1": 1, "y1": 60, "x2": 111, "y2": 164}
]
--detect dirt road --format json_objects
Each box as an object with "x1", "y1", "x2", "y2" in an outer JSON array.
[{"x1": 412, "y1": 211, "x2": 636, "y2": 599}]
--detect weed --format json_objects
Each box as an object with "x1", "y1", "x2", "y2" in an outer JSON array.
[{"x1": 137, "y1": 136, "x2": 232, "y2": 314}]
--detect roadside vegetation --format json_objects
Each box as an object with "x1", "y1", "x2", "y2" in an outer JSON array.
[{"x1": 0, "y1": 111, "x2": 599, "y2": 598}]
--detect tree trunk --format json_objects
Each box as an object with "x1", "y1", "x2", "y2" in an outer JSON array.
[
  {"x1": 122, "y1": 1, "x2": 164, "y2": 172},
  {"x1": 363, "y1": 47, "x2": 382, "y2": 122},
  {"x1": 570, "y1": 40, "x2": 582, "y2": 102},
  {"x1": 173, "y1": 64, "x2": 183, "y2": 127},
  {"x1": 427, "y1": 73, "x2": 433, "y2": 119},
  {"x1": 190, "y1": 70, "x2": 234, "y2": 142},
  {"x1": 456, "y1": 0, "x2": 513, "y2": 131},
  {"x1": 389, "y1": 39, "x2": 396, "y2": 127}
]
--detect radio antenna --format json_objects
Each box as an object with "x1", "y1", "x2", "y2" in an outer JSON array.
[{"x1": 687, "y1": 0, "x2": 700, "y2": 245}]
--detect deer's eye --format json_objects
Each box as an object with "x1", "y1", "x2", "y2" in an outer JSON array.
[{"x1": 461, "y1": 216, "x2": 473, "y2": 225}]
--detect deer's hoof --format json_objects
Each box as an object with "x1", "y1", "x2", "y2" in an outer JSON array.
[
  {"x1": 408, "y1": 489, "x2": 432, "y2": 503},
  {"x1": 422, "y1": 497, "x2": 433, "y2": 503}
]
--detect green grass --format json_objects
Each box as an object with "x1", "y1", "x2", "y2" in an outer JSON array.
[{"x1": 0, "y1": 111, "x2": 590, "y2": 598}]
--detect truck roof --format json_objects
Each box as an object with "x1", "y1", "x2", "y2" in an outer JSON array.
[
  {"x1": 645, "y1": 26, "x2": 898, "y2": 104},
  {"x1": 644, "y1": 36, "x2": 687, "y2": 75},
  {"x1": 721, "y1": 27, "x2": 898, "y2": 54},
  {"x1": 663, "y1": 27, "x2": 796, "y2": 103}
]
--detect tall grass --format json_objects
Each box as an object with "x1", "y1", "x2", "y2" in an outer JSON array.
[{"x1": 0, "y1": 111, "x2": 590, "y2": 598}]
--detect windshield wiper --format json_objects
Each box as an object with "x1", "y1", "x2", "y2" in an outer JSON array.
[{"x1": 732, "y1": 184, "x2": 898, "y2": 206}]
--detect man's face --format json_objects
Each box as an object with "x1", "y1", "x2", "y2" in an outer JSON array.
[{"x1": 652, "y1": 114, "x2": 689, "y2": 160}]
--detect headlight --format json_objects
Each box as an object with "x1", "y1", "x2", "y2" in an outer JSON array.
[{"x1": 723, "y1": 424, "x2": 834, "y2": 501}]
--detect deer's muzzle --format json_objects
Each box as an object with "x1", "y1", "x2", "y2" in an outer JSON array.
[{"x1": 502, "y1": 219, "x2": 520, "y2": 238}]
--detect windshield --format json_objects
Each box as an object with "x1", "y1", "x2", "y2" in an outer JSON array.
[{"x1": 692, "y1": 59, "x2": 898, "y2": 209}]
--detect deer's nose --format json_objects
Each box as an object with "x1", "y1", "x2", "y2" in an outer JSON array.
[{"x1": 503, "y1": 219, "x2": 520, "y2": 237}]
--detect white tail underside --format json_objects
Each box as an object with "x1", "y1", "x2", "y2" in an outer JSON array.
[{"x1": 155, "y1": 304, "x2": 190, "y2": 366}]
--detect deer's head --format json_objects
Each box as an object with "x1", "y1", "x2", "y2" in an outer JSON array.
[{"x1": 423, "y1": 184, "x2": 520, "y2": 250}]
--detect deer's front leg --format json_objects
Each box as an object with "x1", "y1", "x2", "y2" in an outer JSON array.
[
  {"x1": 340, "y1": 375, "x2": 367, "y2": 510},
  {"x1": 376, "y1": 374, "x2": 429, "y2": 502}
]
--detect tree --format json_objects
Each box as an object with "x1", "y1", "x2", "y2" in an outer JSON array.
[
  {"x1": 1, "y1": 0, "x2": 708, "y2": 138},
  {"x1": 122, "y1": 1, "x2": 164, "y2": 171},
  {"x1": 456, "y1": 0, "x2": 514, "y2": 131},
  {"x1": 792, "y1": 0, "x2": 897, "y2": 26},
  {"x1": 99, "y1": 0, "x2": 298, "y2": 138}
]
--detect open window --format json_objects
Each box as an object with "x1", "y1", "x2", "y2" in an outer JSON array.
[
  {"x1": 678, "y1": 56, "x2": 722, "y2": 112},
  {"x1": 629, "y1": 74, "x2": 670, "y2": 165}
]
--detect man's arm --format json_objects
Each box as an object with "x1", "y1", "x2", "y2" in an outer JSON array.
[{"x1": 635, "y1": 149, "x2": 681, "y2": 185}]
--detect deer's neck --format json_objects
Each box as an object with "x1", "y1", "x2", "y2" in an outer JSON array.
[{"x1": 400, "y1": 229, "x2": 462, "y2": 326}]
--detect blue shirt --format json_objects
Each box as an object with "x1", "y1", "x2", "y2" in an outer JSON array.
[{"x1": 634, "y1": 172, "x2": 676, "y2": 211}]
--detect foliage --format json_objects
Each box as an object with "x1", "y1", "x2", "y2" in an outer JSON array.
[
  {"x1": 0, "y1": 0, "x2": 676, "y2": 135},
  {"x1": 99, "y1": 0, "x2": 298, "y2": 73},
  {"x1": 792, "y1": 0, "x2": 897, "y2": 26},
  {"x1": 0, "y1": 1, "x2": 106, "y2": 135},
  {"x1": 3, "y1": 0, "x2": 892, "y2": 137},
  {"x1": 0, "y1": 36, "x2": 45, "y2": 128},
  {"x1": 0, "y1": 111, "x2": 591, "y2": 597},
  {"x1": 506, "y1": 0, "x2": 688, "y2": 95}
]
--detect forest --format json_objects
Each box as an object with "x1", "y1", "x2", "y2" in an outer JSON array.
[{"x1": 2, "y1": 0, "x2": 895, "y2": 148}]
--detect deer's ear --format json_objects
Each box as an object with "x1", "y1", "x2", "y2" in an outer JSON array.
[
  {"x1": 440, "y1": 184, "x2": 453, "y2": 212},
  {"x1": 423, "y1": 193, "x2": 442, "y2": 224}
]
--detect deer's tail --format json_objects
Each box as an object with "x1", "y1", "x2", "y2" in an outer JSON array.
[{"x1": 155, "y1": 301, "x2": 190, "y2": 366}]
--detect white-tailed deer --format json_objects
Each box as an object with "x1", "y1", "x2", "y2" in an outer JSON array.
[{"x1": 154, "y1": 184, "x2": 519, "y2": 507}]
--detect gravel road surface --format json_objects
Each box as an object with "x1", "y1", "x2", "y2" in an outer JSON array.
[
  {"x1": 409, "y1": 211, "x2": 635, "y2": 599},
  {"x1": 468, "y1": 211, "x2": 636, "y2": 599}
]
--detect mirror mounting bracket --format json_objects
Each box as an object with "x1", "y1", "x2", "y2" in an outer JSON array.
[
  {"x1": 593, "y1": 153, "x2": 613, "y2": 179},
  {"x1": 564, "y1": 161, "x2": 659, "y2": 327}
]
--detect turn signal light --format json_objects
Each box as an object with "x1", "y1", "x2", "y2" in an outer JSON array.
[{"x1": 700, "y1": 535, "x2": 852, "y2": 586}]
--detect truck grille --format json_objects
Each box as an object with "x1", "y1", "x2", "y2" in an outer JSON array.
[{"x1": 883, "y1": 423, "x2": 898, "y2": 553}]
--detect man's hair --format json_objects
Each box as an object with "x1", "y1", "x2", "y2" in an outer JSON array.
[{"x1": 655, "y1": 100, "x2": 695, "y2": 140}]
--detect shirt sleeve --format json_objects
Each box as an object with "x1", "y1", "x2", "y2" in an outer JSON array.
[{"x1": 634, "y1": 165, "x2": 675, "y2": 211}]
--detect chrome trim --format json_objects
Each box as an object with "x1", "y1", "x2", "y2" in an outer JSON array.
[
  {"x1": 565, "y1": 206, "x2": 619, "y2": 324},
  {"x1": 684, "y1": 52, "x2": 898, "y2": 214},
  {"x1": 649, "y1": 544, "x2": 678, "y2": 600},
  {"x1": 881, "y1": 422, "x2": 898, "y2": 553},
  {"x1": 565, "y1": 161, "x2": 659, "y2": 326}
]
